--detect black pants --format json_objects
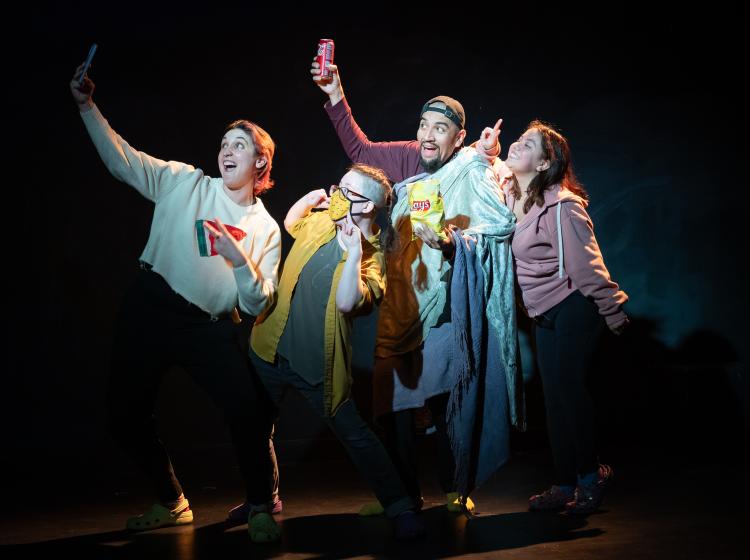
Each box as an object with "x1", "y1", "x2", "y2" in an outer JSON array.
[
  {"x1": 107, "y1": 268, "x2": 278, "y2": 504},
  {"x1": 534, "y1": 291, "x2": 605, "y2": 486},
  {"x1": 379, "y1": 392, "x2": 457, "y2": 504},
  {"x1": 250, "y1": 351, "x2": 414, "y2": 518}
]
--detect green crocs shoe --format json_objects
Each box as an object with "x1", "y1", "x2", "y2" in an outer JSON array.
[
  {"x1": 249, "y1": 512, "x2": 281, "y2": 543},
  {"x1": 358, "y1": 501, "x2": 385, "y2": 517},
  {"x1": 445, "y1": 492, "x2": 475, "y2": 514},
  {"x1": 126, "y1": 499, "x2": 193, "y2": 531}
]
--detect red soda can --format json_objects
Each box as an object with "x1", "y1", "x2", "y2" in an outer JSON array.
[{"x1": 316, "y1": 39, "x2": 335, "y2": 80}]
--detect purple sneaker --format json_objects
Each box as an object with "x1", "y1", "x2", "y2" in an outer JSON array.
[
  {"x1": 565, "y1": 464, "x2": 613, "y2": 515},
  {"x1": 226, "y1": 496, "x2": 283, "y2": 523},
  {"x1": 528, "y1": 485, "x2": 576, "y2": 511}
]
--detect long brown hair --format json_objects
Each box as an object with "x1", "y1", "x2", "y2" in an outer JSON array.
[
  {"x1": 224, "y1": 119, "x2": 275, "y2": 196},
  {"x1": 510, "y1": 120, "x2": 588, "y2": 214}
]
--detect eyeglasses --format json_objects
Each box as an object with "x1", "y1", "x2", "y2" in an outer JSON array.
[{"x1": 330, "y1": 184, "x2": 369, "y2": 202}]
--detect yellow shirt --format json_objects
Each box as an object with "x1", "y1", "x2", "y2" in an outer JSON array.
[{"x1": 251, "y1": 212, "x2": 385, "y2": 416}]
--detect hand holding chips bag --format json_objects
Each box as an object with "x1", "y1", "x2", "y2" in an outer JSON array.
[{"x1": 409, "y1": 178, "x2": 447, "y2": 241}]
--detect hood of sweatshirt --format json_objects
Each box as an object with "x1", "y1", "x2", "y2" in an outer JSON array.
[
  {"x1": 514, "y1": 184, "x2": 589, "y2": 281},
  {"x1": 541, "y1": 183, "x2": 588, "y2": 209}
]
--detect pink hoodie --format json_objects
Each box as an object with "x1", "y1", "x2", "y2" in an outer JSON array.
[{"x1": 502, "y1": 178, "x2": 628, "y2": 328}]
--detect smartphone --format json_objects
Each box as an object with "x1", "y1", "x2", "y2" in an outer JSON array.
[{"x1": 77, "y1": 43, "x2": 98, "y2": 84}]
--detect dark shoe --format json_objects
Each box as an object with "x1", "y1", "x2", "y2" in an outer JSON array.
[
  {"x1": 565, "y1": 464, "x2": 613, "y2": 515},
  {"x1": 360, "y1": 494, "x2": 424, "y2": 516},
  {"x1": 394, "y1": 510, "x2": 425, "y2": 540},
  {"x1": 528, "y1": 485, "x2": 576, "y2": 511}
]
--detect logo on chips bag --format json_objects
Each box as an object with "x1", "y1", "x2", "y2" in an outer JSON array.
[
  {"x1": 408, "y1": 178, "x2": 447, "y2": 241},
  {"x1": 411, "y1": 200, "x2": 432, "y2": 212}
]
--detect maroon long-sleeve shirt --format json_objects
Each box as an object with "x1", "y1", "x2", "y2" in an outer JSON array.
[{"x1": 324, "y1": 97, "x2": 424, "y2": 184}]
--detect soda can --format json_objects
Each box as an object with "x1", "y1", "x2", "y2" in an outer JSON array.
[{"x1": 317, "y1": 38, "x2": 335, "y2": 80}]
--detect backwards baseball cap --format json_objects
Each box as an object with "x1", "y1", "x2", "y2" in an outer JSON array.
[{"x1": 421, "y1": 96, "x2": 466, "y2": 129}]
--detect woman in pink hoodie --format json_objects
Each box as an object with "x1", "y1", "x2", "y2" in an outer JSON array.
[{"x1": 480, "y1": 120, "x2": 628, "y2": 515}]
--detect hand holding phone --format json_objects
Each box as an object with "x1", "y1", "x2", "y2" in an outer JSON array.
[{"x1": 77, "y1": 43, "x2": 98, "y2": 84}]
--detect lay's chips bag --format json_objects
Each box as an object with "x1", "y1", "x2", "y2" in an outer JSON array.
[{"x1": 408, "y1": 178, "x2": 447, "y2": 241}]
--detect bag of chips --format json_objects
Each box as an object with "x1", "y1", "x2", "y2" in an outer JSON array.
[{"x1": 408, "y1": 178, "x2": 447, "y2": 241}]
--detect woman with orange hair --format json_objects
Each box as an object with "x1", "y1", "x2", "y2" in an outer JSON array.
[{"x1": 70, "y1": 63, "x2": 281, "y2": 532}]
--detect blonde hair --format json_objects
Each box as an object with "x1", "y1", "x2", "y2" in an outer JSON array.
[
  {"x1": 348, "y1": 163, "x2": 396, "y2": 251},
  {"x1": 348, "y1": 163, "x2": 391, "y2": 209}
]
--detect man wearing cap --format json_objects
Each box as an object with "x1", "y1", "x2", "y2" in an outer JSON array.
[
  {"x1": 247, "y1": 163, "x2": 424, "y2": 542},
  {"x1": 311, "y1": 60, "x2": 524, "y2": 514}
]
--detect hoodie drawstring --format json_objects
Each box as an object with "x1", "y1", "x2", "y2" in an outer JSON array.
[{"x1": 556, "y1": 201, "x2": 564, "y2": 279}]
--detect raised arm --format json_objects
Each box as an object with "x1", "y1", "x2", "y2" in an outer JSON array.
[
  {"x1": 70, "y1": 66, "x2": 196, "y2": 202},
  {"x1": 284, "y1": 189, "x2": 330, "y2": 234},
  {"x1": 311, "y1": 60, "x2": 422, "y2": 183}
]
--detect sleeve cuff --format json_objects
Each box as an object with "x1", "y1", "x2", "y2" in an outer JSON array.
[
  {"x1": 324, "y1": 96, "x2": 349, "y2": 118},
  {"x1": 232, "y1": 260, "x2": 255, "y2": 284},
  {"x1": 604, "y1": 309, "x2": 628, "y2": 329}
]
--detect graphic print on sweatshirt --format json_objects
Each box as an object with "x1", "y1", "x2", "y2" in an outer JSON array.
[{"x1": 195, "y1": 219, "x2": 248, "y2": 257}]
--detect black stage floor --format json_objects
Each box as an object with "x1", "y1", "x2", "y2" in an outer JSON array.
[{"x1": 2, "y1": 433, "x2": 746, "y2": 559}]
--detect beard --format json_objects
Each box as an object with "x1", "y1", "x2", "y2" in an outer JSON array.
[{"x1": 419, "y1": 155, "x2": 444, "y2": 174}]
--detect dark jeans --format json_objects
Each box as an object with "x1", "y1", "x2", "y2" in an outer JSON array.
[
  {"x1": 534, "y1": 291, "x2": 605, "y2": 486},
  {"x1": 249, "y1": 350, "x2": 414, "y2": 518},
  {"x1": 379, "y1": 393, "x2": 457, "y2": 505},
  {"x1": 107, "y1": 267, "x2": 278, "y2": 504}
]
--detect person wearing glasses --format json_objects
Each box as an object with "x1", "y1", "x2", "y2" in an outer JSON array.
[{"x1": 246, "y1": 164, "x2": 425, "y2": 542}]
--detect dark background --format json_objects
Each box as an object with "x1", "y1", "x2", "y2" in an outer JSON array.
[{"x1": 6, "y1": 7, "x2": 747, "y2": 498}]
